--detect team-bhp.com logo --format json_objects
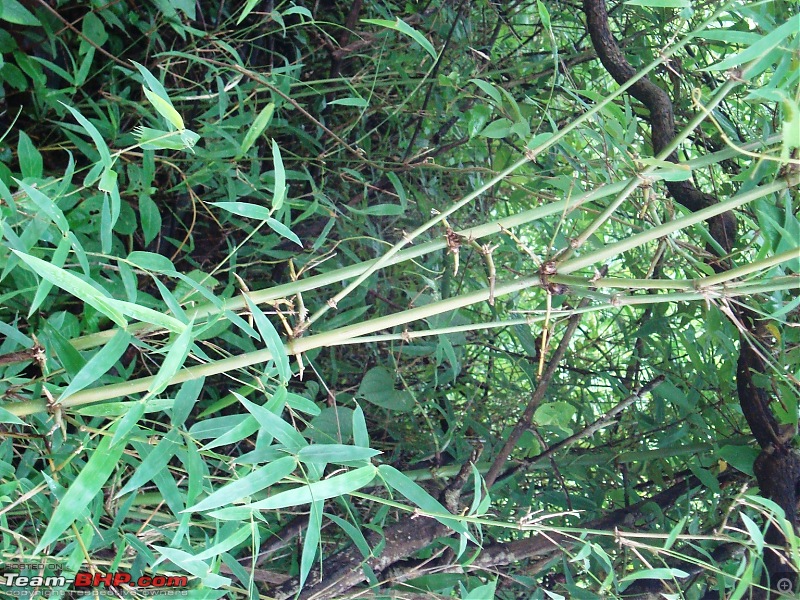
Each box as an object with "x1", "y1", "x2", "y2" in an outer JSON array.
[{"x1": 3, "y1": 569, "x2": 188, "y2": 595}]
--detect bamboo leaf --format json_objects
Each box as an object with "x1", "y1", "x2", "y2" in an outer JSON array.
[
  {"x1": 58, "y1": 329, "x2": 132, "y2": 403},
  {"x1": 146, "y1": 318, "x2": 195, "y2": 398},
  {"x1": 142, "y1": 87, "x2": 185, "y2": 130},
  {"x1": 186, "y1": 456, "x2": 296, "y2": 512},
  {"x1": 271, "y1": 139, "x2": 286, "y2": 211},
  {"x1": 378, "y1": 465, "x2": 469, "y2": 536},
  {"x1": 266, "y1": 217, "x2": 302, "y2": 247},
  {"x1": 117, "y1": 429, "x2": 183, "y2": 497},
  {"x1": 238, "y1": 103, "x2": 275, "y2": 157},
  {"x1": 362, "y1": 18, "x2": 437, "y2": 61},
  {"x1": 35, "y1": 424, "x2": 127, "y2": 552},
  {"x1": 243, "y1": 294, "x2": 291, "y2": 383},
  {"x1": 59, "y1": 102, "x2": 112, "y2": 168},
  {"x1": 300, "y1": 500, "x2": 323, "y2": 589},
  {"x1": 208, "y1": 465, "x2": 377, "y2": 518},
  {"x1": 297, "y1": 444, "x2": 381, "y2": 465},
  {"x1": 12, "y1": 250, "x2": 128, "y2": 328}
]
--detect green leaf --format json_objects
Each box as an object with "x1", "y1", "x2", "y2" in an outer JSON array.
[
  {"x1": 718, "y1": 444, "x2": 759, "y2": 476},
  {"x1": 146, "y1": 319, "x2": 195, "y2": 398},
  {"x1": 266, "y1": 216, "x2": 301, "y2": 247},
  {"x1": 35, "y1": 423, "x2": 128, "y2": 552},
  {"x1": 110, "y1": 402, "x2": 146, "y2": 447},
  {"x1": 0, "y1": 0, "x2": 40, "y2": 25},
  {"x1": 195, "y1": 525, "x2": 252, "y2": 562},
  {"x1": 306, "y1": 407, "x2": 354, "y2": 444},
  {"x1": 142, "y1": 86, "x2": 184, "y2": 130},
  {"x1": 104, "y1": 298, "x2": 185, "y2": 333},
  {"x1": 328, "y1": 97, "x2": 368, "y2": 107},
  {"x1": 190, "y1": 414, "x2": 253, "y2": 439},
  {"x1": 462, "y1": 580, "x2": 497, "y2": 600},
  {"x1": 98, "y1": 166, "x2": 117, "y2": 193},
  {"x1": 133, "y1": 126, "x2": 189, "y2": 151},
  {"x1": 620, "y1": 568, "x2": 689, "y2": 583},
  {"x1": 739, "y1": 512, "x2": 764, "y2": 553},
  {"x1": 126, "y1": 251, "x2": 177, "y2": 274},
  {"x1": 536, "y1": 1, "x2": 551, "y2": 29},
  {"x1": 378, "y1": 465, "x2": 469, "y2": 536},
  {"x1": 626, "y1": 0, "x2": 689, "y2": 6},
  {"x1": 117, "y1": 429, "x2": 183, "y2": 497},
  {"x1": 638, "y1": 157, "x2": 693, "y2": 181},
  {"x1": 704, "y1": 15, "x2": 800, "y2": 72},
  {"x1": 236, "y1": 392, "x2": 307, "y2": 451},
  {"x1": 179, "y1": 129, "x2": 200, "y2": 152},
  {"x1": 270, "y1": 140, "x2": 286, "y2": 212},
  {"x1": 534, "y1": 401, "x2": 576, "y2": 427},
  {"x1": 131, "y1": 61, "x2": 170, "y2": 101},
  {"x1": 385, "y1": 172, "x2": 407, "y2": 209},
  {"x1": 152, "y1": 547, "x2": 230, "y2": 588},
  {"x1": 0, "y1": 406, "x2": 26, "y2": 425},
  {"x1": 154, "y1": 279, "x2": 187, "y2": 322},
  {"x1": 729, "y1": 560, "x2": 755, "y2": 600},
  {"x1": 14, "y1": 179, "x2": 69, "y2": 233},
  {"x1": 510, "y1": 118, "x2": 530, "y2": 139},
  {"x1": 209, "y1": 466, "x2": 377, "y2": 517},
  {"x1": 664, "y1": 516, "x2": 686, "y2": 551},
  {"x1": 58, "y1": 329, "x2": 131, "y2": 403},
  {"x1": 238, "y1": 103, "x2": 274, "y2": 157},
  {"x1": 297, "y1": 444, "x2": 381, "y2": 465},
  {"x1": 362, "y1": 18, "x2": 437, "y2": 61},
  {"x1": 326, "y1": 513, "x2": 371, "y2": 559},
  {"x1": 300, "y1": 500, "x2": 323, "y2": 589},
  {"x1": 286, "y1": 392, "x2": 321, "y2": 416},
  {"x1": 17, "y1": 131, "x2": 42, "y2": 179},
  {"x1": 139, "y1": 194, "x2": 162, "y2": 245},
  {"x1": 186, "y1": 456, "x2": 297, "y2": 512},
  {"x1": 356, "y1": 367, "x2": 415, "y2": 412},
  {"x1": 469, "y1": 464, "x2": 486, "y2": 516},
  {"x1": 243, "y1": 294, "x2": 291, "y2": 383},
  {"x1": 81, "y1": 12, "x2": 108, "y2": 48},
  {"x1": 469, "y1": 79, "x2": 502, "y2": 105},
  {"x1": 283, "y1": 6, "x2": 312, "y2": 18},
  {"x1": 74, "y1": 398, "x2": 174, "y2": 417},
  {"x1": 211, "y1": 201, "x2": 271, "y2": 220},
  {"x1": 29, "y1": 235, "x2": 71, "y2": 315},
  {"x1": 198, "y1": 415, "x2": 260, "y2": 451},
  {"x1": 781, "y1": 97, "x2": 800, "y2": 161},
  {"x1": 478, "y1": 119, "x2": 513, "y2": 139},
  {"x1": 236, "y1": 0, "x2": 260, "y2": 25},
  {"x1": 171, "y1": 377, "x2": 204, "y2": 427},
  {"x1": 12, "y1": 250, "x2": 128, "y2": 328},
  {"x1": 353, "y1": 404, "x2": 369, "y2": 448},
  {"x1": 345, "y1": 203, "x2": 404, "y2": 216},
  {"x1": 59, "y1": 102, "x2": 112, "y2": 168}
]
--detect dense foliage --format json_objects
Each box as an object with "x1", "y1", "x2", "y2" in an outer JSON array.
[{"x1": 0, "y1": 0, "x2": 798, "y2": 598}]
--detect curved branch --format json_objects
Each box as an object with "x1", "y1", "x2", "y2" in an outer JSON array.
[{"x1": 582, "y1": 0, "x2": 736, "y2": 257}]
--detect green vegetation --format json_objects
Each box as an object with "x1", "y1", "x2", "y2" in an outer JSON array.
[{"x1": 0, "y1": 0, "x2": 798, "y2": 598}]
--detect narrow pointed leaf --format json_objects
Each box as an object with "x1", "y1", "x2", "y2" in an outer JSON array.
[{"x1": 35, "y1": 424, "x2": 127, "y2": 552}]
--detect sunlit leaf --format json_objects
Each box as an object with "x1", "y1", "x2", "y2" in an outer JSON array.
[
  {"x1": 362, "y1": 18, "x2": 437, "y2": 61},
  {"x1": 238, "y1": 103, "x2": 274, "y2": 157},
  {"x1": 271, "y1": 139, "x2": 286, "y2": 211},
  {"x1": 143, "y1": 83, "x2": 184, "y2": 130}
]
